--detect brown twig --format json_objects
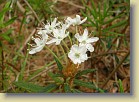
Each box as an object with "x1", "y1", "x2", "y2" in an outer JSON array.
[{"x1": 101, "y1": 50, "x2": 130, "y2": 88}]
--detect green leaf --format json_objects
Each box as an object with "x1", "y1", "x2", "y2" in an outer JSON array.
[
  {"x1": 86, "y1": 6, "x2": 97, "y2": 20},
  {"x1": 74, "y1": 79, "x2": 96, "y2": 89},
  {"x1": 3, "y1": 17, "x2": 17, "y2": 27},
  {"x1": 14, "y1": 81, "x2": 45, "y2": 92},
  {"x1": 118, "y1": 79, "x2": 124, "y2": 93},
  {"x1": 42, "y1": 84, "x2": 58, "y2": 93},
  {"x1": 74, "y1": 79, "x2": 105, "y2": 93},
  {"x1": 102, "y1": 13, "x2": 125, "y2": 25},
  {"x1": 46, "y1": 46, "x2": 63, "y2": 71},
  {"x1": 14, "y1": 81, "x2": 58, "y2": 93},
  {"x1": 90, "y1": 0, "x2": 97, "y2": 17},
  {"x1": 64, "y1": 83, "x2": 71, "y2": 93},
  {"x1": 103, "y1": 1, "x2": 107, "y2": 18},
  {"x1": 54, "y1": 56, "x2": 63, "y2": 71},
  {"x1": 103, "y1": 20, "x2": 127, "y2": 31},
  {"x1": 0, "y1": 1, "x2": 11, "y2": 25},
  {"x1": 27, "y1": 68, "x2": 44, "y2": 81},
  {"x1": 0, "y1": 29, "x2": 13, "y2": 36},
  {"x1": 48, "y1": 72, "x2": 64, "y2": 84},
  {"x1": 75, "y1": 69, "x2": 96, "y2": 78},
  {"x1": 18, "y1": 52, "x2": 29, "y2": 81},
  {"x1": 103, "y1": 31, "x2": 125, "y2": 36},
  {"x1": 0, "y1": 29, "x2": 13, "y2": 42},
  {"x1": 0, "y1": 8, "x2": 10, "y2": 25}
]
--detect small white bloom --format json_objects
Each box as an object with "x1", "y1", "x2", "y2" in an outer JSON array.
[
  {"x1": 75, "y1": 28, "x2": 99, "y2": 52},
  {"x1": 44, "y1": 18, "x2": 61, "y2": 33},
  {"x1": 68, "y1": 44, "x2": 88, "y2": 64},
  {"x1": 29, "y1": 30, "x2": 48, "y2": 54},
  {"x1": 66, "y1": 15, "x2": 87, "y2": 26},
  {"x1": 46, "y1": 24, "x2": 69, "y2": 45}
]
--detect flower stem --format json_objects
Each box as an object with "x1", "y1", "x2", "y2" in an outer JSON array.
[
  {"x1": 60, "y1": 44, "x2": 68, "y2": 65},
  {"x1": 75, "y1": 26, "x2": 79, "y2": 45},
  {"x1": 68, "y1": 35, "x2": 72, "y2": 46},
  {"x1": 45, "y1": 46, "x2": 63, "y2": 67},
  {"x1": 62, "y1": 40, "x2": 69, "y2": 51}
]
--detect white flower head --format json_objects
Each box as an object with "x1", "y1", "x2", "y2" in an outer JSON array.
[
  {"x1": 46, "y1": 24, "x2": 69, "y2": 45},
  {"x1": 44, "y1": 18, "x2": 61, "y2": 33},
  {"x1": 68, "y1": 44, "x2": 88, "y2": 64},
  {"x1": 66, "y1": 15, "x2": 87, "y2": 26},
  {"x1": 75, "y1": 28, "x2": 99, "y2": 52},
  {"x1": 29, "y1": 30, "x2": 48, "y2": 54}
]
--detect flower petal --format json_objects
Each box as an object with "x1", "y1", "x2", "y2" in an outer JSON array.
[
  {"x1": 29, "y1": 45, "x2": 44, "y2": 54},
  {"x1": 53, "y1": 29, "x2": 59, "y2": 38},
  {"x1": 86, "y1": 37, "x2": 99, "y2": 43},
  {"x1": 75, "y1": 33, "x2": 80, "y2": 40},
  {"x1": 79, "y1": 45, "x2": 87, "y2": 54},
  {"x1": 34, "y1": 38, "x2": 41, "y2": 46},
  {"x1": 55, "y1": 39, "x2": 61, "y2": 45},
  {"x1": 46, "y1": 38, "x2": 57, "y2": 44},
  {"x1": 71, "y1": 44, "x2": 79, "y2": 52},
  {"x1": 83, "y1": 28, "x2": 88, "y2": 39},
  {"x1": 80, "y1": 17, "x2": 87, "y2": 24},
  {"x1": 80, "y1": 54, "x2": 88, "y2": 62},
  {"x1": 86, "y1": 44, "x2": 94, "y2": 52},
  {"x1": 75, "y1": 15, "x2": 81, "y2": 24},
  {"x1": 51, "y1": 18, "x2": 57, "y2": 27}
]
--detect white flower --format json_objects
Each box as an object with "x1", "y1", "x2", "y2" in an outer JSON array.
[
  {"x1": 46, "y1": 24, "x2": 69, "y2": 45},
  {"x1": 75, "y1": 28, "x2": 99, "y2": 52},
  {"x1": 68, "y1": 44, "x2": 88, "y2": 64},
  {"x1": 29, "y1": 30, "x2": 48, "y2": 54},
  {"x1": 44, "y1": 18, "x2": 61, "y2": 33},
  {"x1": 66, "y1": 15, "x2": 87, "y2": 26}
]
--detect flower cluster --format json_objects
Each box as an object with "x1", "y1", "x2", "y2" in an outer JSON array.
[{"x1": 28, "y1": 15, "x2": 99, "y2": 64}]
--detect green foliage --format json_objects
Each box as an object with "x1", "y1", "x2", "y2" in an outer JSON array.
[
  {"x1": 73, "y1": 79, "x2": 105, "y2": 93},
  {"x1": 14, "y1": 81, "x2": 58, "y2": 93},
  {"x1": 118, "y1": 79, "x2": 124, "y2": 93},
  {"x1": 27, "y1": 0, "x2": 56, "y2": 20},
  {"x1": 64, "y1": 83, "x2": 71, "y2": 93},
  {"x1": 18, "y1": 52, "x2": 29, "y2": 81},
  {"x1": 48, "y1": 72, "x2": 64, "y2": 84},
  {"x1": 54, "y1": 56, "x2": 63, "y2": 72},
  {"x1": 75, "y1": 69, "x2": 96, "y2": 78},
  {"x1": 0, "y1": 1, "x2": 16, "y2": 44},
  {"x1": 81, "y1": 0, "x2": 129, "y2": 37}
]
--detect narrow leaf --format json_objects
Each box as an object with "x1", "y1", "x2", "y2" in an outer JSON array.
[
  {"x1": 54, "y1": 56, "x2": 63, "y2": 71},
  {"x1": 74, "y1": 79, "x2": 105, "y2": 93},
  {"x1": 14, "y1": 81, "x2": 45, "y2": 92},
  {"x1": 118, "y1": 79, "x2": 124, "y2": 93},
  {"x1": 42, "y1": 84, "x2": 58, "y2": 93},
  {"x1": 75, "y1": 69, "x2": 96, "y2": 78},
  {"x1": 48, "y1": 72, "x2": 64, "y2": 84},
  {"x1": 64, "y1": 83, "x2": 71, "y2": 93},
  {"x1": 103, "y1": 20, "x2": 127, "y2": 31},
  {"x1": 4, "y1": 17, "x2": 17, "y2": 27},
  {"x1": 14, "y1": 81, "x2": 58, "y2": 93}
]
